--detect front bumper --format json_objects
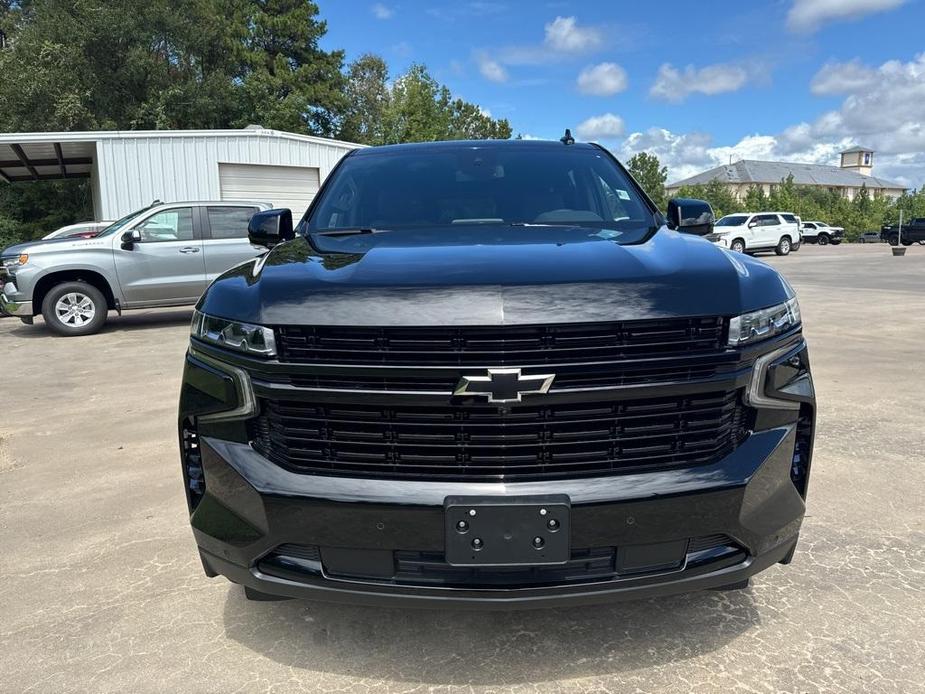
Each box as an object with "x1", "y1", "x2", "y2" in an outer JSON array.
[
  {"x1": 0, "y1": 293, "x2": 32, "y2": 317},
  {"x1": 187, "y1": 419, "x2": 809, "y2": 609},
  {"x1": 180, "y1": 334, "x2": 814, "y2": 609},
  {"x1": 1, "y1": 277, "x2": 32, "y2": 317}
]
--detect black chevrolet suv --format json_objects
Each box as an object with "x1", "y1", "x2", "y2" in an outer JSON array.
[{"x1": 179, "y1": 139, "x2": 815, "y2": 608}]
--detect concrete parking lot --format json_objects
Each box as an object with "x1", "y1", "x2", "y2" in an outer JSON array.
[{"x1": 1, "y1": 244, "x2": 923, "y2": 693}]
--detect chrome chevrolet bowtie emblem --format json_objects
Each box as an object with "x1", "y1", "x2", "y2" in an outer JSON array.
[{"x1": 454, "y1": 368, "x2": 555, "y2": 404}]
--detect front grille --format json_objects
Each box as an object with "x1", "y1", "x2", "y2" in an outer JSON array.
[
  {"x1": 264, "y1": 359, "x2": 727, "y2": 393},
  {"x1": 252, "y1": 390, "x2": 745, "y2": 481},
  {"x1": 275, "y1": 317, "x2": 726, "y2": 366},
  {"x1": 394, "y1": 547, "x2": 617, "y2": 587}
]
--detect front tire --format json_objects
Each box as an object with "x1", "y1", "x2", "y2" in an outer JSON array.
[
  {"x1": 887, "y1": 235, "x2": 898, "y2": 246},
  {"x1": 817, "y1": 233, "x2": 830, "y2": 246},
  {"x1": 730, "y1": 238, "x2": 746, "y2": 253},
  {"x1": 775, "y1": 236, "x2": 792, "y2": 256},
  {"x1": 41, "y1": 282, "x2": 108, "y2": 336}
]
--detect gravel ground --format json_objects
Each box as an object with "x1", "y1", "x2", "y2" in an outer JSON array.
[{"x1": 1, "y1": 243, "x2": 923, "y2": 693}]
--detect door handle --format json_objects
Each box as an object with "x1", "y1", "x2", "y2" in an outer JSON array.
[{"x1": 179, "y1": 247, "x2": 200, "y2": 254}]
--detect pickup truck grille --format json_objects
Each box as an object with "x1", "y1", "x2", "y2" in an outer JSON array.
[
  {"x1": 251, "y1": 390, "x2": 745, "y2": 482},
  {"x1": 275, "y1": 317, "x2": 726, "y2": 366}
]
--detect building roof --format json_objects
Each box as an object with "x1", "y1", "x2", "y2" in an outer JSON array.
[
  {"x1": 667, "y1": 159, "x2": 905, "y2": 191},
  {"x1": 0, "y1": 127, "x2": 362, "y2": 183},
  {"x1": 841, "y1": 146, "x2": 873, "y2": 154}
]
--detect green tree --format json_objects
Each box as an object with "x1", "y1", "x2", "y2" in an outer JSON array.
[
  {"x1": 380, "y1": 64, "x2": 510, "y2": 144},
  {"x1": 339, "y1": 53, "x2": 390, "y2": 145},
  {"x1": 676, "y1": 180, "x2": 743, "y2": 219},
  {"x1": 236, "y1": 0, "x2": 347, "y2": 136},
  {"x1": 626, "y1": 152, "x2": 667, "y2": 209}
]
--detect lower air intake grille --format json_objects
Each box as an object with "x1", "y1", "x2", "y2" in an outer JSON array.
[{"x1": 252, "y1": 390, "x2": 745, "y2": 482}]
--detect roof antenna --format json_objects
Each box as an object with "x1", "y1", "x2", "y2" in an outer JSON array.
[{"x1": 560, "y1": 128, "x2": 575, "y2": 145}]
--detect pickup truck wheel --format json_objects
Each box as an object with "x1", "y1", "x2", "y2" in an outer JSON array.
[
  {"x1": 902, "y1": 239, "x2": 913, "y2": 246},
  {"x1": 817, "y1": 234, "x2": 830, "y2": 246},
  {"x1": 730, "y1": 239, "x2": 746, "y2": 253},
  {"x1": 41, "y1": 282, "x2": 108, "y2": 336},
  {"x1": 775, "y1": 236, "x2": 792, "y2": 256},
  {"x1": 887, "y1": 235, "x2": 899, "y2": 246}
]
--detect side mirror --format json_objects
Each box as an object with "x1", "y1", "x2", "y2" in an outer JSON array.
[
  {"x1": 748, "y1": 220, "x2": 759, "y2": 228},
  {"x1": 120, "y1": 229, "x2": 141, "y2": 250},
  {"x1": 666, "y1": 198, "x2": 715, "y2": 236},
  {"x1": 248, "y1": 209, "x2": 294, "y2": 249}
]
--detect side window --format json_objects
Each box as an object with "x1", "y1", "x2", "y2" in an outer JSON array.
[
  {"x1": 780, "y1": 214, "x2": 796, "y2": 224},
  {"x1": 136, "y1": 208, "x2": 194, "y2": 242},
  {"x1": 755, "y1": 214, "x2": 779, "y2": 226},
  {"x1": 803, "y1": 223, "x2": 815, "y2": 229},
  {"x1": 207, "y1": 206, "x2": 258, "y2": 240}
]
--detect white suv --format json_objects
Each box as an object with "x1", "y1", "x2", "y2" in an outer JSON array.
[{"x1": 708, "y1": 212, "x2": 801, "y2": 256}]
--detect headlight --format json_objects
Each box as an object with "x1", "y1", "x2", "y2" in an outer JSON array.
[
  {"x1": 191, "y1": 309, "x2": 277, "y2": 357},
  {"x1": 1, "y1": 254, "x2": 28, "y2": 268},
  {"x1": 728, "y1": 298, "x2": 801, "y2": 347}
]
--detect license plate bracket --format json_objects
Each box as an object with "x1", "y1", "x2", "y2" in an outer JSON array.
[{"x1": 444, "y1": 495, "x2": 570, "y2": 566}]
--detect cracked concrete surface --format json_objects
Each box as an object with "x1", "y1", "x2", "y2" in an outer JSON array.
[{"x1": 1, "y1": 244, "x2": 923, "y2": 693}]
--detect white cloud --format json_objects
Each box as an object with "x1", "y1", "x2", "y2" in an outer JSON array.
[
  {"x1": 475, "y1": 53, "x2": 508, "y2": 83},
  {"x1": 787, "y1": 0, "x2": 906, "y2": 33},
  {"x1": 371, "y1": 3, "x2": 393, "y2": 19},
  {"x1": 577, "y1": 63, "x2": 628, "y2": 96},
  {"x1": 810, "y1": 59, "x2": 878, "y2": 94},
  {"x1": 619, "y1": 53, "x2": 925, "y2": 188},
  {"x1": 544, "y1": 16, "x2": 604, "y2": 53},
  {"x1": 650, "y1": 63, "x2": 749, "y2": 103},
  {"x1": 576, "y1": 113, "x2": 625, "y2": 140}
]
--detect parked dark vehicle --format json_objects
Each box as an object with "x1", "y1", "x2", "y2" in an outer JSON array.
[
  {"x1": 179, "y1": 139, "x2": 815, "y2": 608},
  {"x1": 881, "y1": 218, "x2": 925, "y2": 245},
  {"x1": 857, "y1": 232, "x2": 882, "y2": 243}
]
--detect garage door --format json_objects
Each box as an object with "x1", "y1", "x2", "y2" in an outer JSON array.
[{"x1": 219, "y1": 163, "x2": 321, "y2": 219}]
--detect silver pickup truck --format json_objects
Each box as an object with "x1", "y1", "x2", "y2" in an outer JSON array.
[{"x1": 1, "y1": 200, "x2": 270, "y2": 335}]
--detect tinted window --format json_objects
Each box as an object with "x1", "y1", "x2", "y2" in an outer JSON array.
[
  {"x1": 207, "y1": 206, "x2": 258, "y2": 239},
  {"x1": 716, "y1": 215, "x2": 749, "y2": 227},
  {"x1": 780, "y1": 214, "x2": 797, "y2": 223},
  {"x1": 308, "y1": 146, "x2": 654, "y2": 243},
  {"x1": 136, "y1": 208, "x2": 194, "y2": 242},
  {"x1": 755, "y1": 214, "x2": 780, "y2": 226}
]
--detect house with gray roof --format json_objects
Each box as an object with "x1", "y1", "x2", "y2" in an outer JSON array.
[{"x1": 666, "y1": 147, "x2": 906, "y2": 202}]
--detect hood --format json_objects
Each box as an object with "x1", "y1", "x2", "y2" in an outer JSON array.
[
  {"x1": 2, "y1": 236, "x2": 113, "y2": 257},
  {"x1": 198, "y1": 225, "x2": 794, "y2": 326}
]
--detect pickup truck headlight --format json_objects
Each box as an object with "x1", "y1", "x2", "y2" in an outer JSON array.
[
  {"x1": 1, "y1": 254, "x2": 28, "y2": 268},
  {"x1": 728, "y1": 298, "x2": 801, "y2": 347},
  {"x1": 191, "y1": 309, "x2": 277, "y2": 357}
]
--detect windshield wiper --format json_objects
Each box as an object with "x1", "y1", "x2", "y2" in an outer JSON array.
[
  {"x1": 509, "y1": 221, "x2": 628, "y2": 230},
  {"x1": 315, "y1": 227, "x2": 390, "y2": 237}
]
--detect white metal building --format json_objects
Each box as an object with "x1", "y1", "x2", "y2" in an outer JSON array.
[{"x1": 0, "y1": 126, "x2": 362, "y2": 220}]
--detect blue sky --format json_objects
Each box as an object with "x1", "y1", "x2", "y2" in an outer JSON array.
[{"x1": 319, "y1": 0, "x2": 925, "y2": 188}]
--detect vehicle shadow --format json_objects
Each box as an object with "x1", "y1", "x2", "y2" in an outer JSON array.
[
  {"x1": 222, "y1": 586, "x2": 761, "y2": 686},
  {"x1": 2, "y1": 308, "x2": 194, "y2": 337}
]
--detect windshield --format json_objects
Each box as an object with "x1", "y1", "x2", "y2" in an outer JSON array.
[
  {"x1": 307, "y1": 145, "x2": 656, "y2": 243},
  {"x1": 96, "y1": 204, "x2": 158, "y2": 237},
  {"x1": 715, "y1": 215, "x2": 749, "y2": 227}
]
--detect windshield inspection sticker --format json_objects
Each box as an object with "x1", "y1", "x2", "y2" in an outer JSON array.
[
  {"x1": 616, "y1": 189, "x2": 631, "y2": 200},
  {"x1": 592, "y1": 230, "x2": 622, "y2": 240}
]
